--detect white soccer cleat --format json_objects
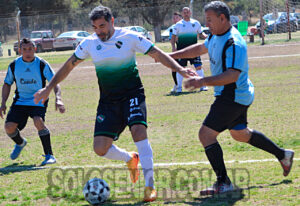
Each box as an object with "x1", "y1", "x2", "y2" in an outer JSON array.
[{"x1": 279, "y1": 149, "x2": 294, "y2": 177}]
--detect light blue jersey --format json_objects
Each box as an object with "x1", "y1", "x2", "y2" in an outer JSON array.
[
  {"x1": 204, "y1": 26, "x2": 254, "y2": 106},
  {"x1": 4, "y1": 56, "x2": 54, "y2": 107}
]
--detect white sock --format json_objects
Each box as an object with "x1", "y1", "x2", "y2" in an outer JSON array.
[
  {"x1": 135, "y1": 139, "x2": 154, "y2": 188},
  {"x1": 196, "y1": 69, "x2": 204, "y2": 78},
  {"x1": 176, "y1": 73, "x2": 183, "y2": 90},
  {"x1": 103, "y1": 144, "x2": 132, "y2": 162}
]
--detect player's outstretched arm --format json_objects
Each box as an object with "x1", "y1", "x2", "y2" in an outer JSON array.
[
  {"x1": 0, "y1": 83, "x2": 11, "y2": 119},
  {"x1": 184, "y1": 68, "x2": 240, "y2": 90},
  {"x1": 169, "y1": 43, "x2": 208, "y2": 60},
  {"x1": 34, "y1": 54, "x2": 84, "y2": 104},
  {"x1": 147, "y1": 46, "x2": 197, "y2": 78},
  {"x1": 53, "y1": 84, "x2": 65, "y2": 113}
]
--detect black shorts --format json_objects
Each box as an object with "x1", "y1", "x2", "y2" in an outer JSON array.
[
  {"x1": 94, "y1": 93, "x2": 147, "y2": 140},
  {"x1": 177, "y1": 56, "x2": 202, "y2": 67},
  {"x1": 203, "y1": 97, "x2": 249, "y2": 133},
  {"x1": 5, "y1": 105, "x2": 47, "y2": 131}
]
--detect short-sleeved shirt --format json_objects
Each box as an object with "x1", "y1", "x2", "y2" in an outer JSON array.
[
  {"x1": 172, "y1": 19, "x2": 202, "y2": 50},
  {"x1": 169, "y1": 24, "x2": 175, "y2": 41},
  {"x1": 74, "y1": 28, "x2": 154, "y2": 102},
  {"x1": 4, "y1": 56, "x2": 54, "y2": 107},
  {"x1": 204, "y1": 26, "x2": 254, "y2": 106}
]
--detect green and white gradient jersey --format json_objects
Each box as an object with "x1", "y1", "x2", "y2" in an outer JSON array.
[
  {"x1": 173, "y1": 19, "x2": 202, "y2": 50},
  {"x1": 74, "y1": 28, "x2": 154, "y2": 102}
]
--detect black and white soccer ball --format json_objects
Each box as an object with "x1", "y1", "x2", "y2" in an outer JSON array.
[{"x1": 83, "y1": 178, "x2": 110, "y2": 205}]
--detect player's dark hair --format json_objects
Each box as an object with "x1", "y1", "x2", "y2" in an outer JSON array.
[
  {"x1": 20, "y1": 38, "x2": 35, "y2": 48},
  {"x1": 173, "y1": 12, "x2": 182, "y2": 18},
  {"x1": 89, "y1": 5, "x2": 112, "y2": 22},
  {"x1": 204, "y1": 1, "x2": 230, "y2": 21}
]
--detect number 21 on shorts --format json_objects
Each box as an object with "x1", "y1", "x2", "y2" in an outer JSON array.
[{"x1": 130, "y1": 97, "x2": 138, "y2": 107}]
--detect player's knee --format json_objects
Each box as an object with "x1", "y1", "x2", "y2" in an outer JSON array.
[
  {"x1": 198, "y1": 126, "x2": 218, "y2": 147},
  {"x1": 5, "y1": 123, "x2": 17, "y2": 134},
  {"x1": 198, "y1": 127, "x2": 208, "y2": 145},
  {"x1": 130, "y1": 124, "x2": 147, "y2": 142},
  {"x1": 93, "y1": 143, "x2": 109, "y2": 156},
  {"x1": 230, "y1": 129, "x2": 251, "y2": 142},
  {"x1": 33, "y1": 117, "x2": 46, "y2": 130}
]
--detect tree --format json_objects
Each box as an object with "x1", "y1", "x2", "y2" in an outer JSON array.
[
  {"x1": 124, "y1": 0, "x2": 181, "y2": 42},
  {"x1": 0, "y1": 0, "x2": 18, "y2": 41}
]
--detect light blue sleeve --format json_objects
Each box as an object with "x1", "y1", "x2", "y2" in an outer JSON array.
[
  {"x1": 204, "y1": 37, "x2": 209, "y2": 48},
  {"x1": 4, "y1": 66, "x2": 14, "y2": 85},
  {"x1": 225, "y1": 44, "x2": 247, "y2": 72},
  {"x1": 43, "y1": 63, "x2": 55, "y2": 82}
]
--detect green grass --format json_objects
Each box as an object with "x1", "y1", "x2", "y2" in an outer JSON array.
[
  {"x1": 0, "y1": 40, "x2": 299, "y2": 205},
  {"x1": 248, "y1": 30, "x2": 300, "y2": 45}
]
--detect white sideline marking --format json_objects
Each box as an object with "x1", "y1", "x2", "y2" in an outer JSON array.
[
  {"x1": 74, "y1": 53, "x2": 300, "y2": 68},
  {"x1": 0, "y1": 53, "x2": 300, "y2": 75},
  {"x1": 1, "y1": 158, "x2": 299, "y2": 172}
]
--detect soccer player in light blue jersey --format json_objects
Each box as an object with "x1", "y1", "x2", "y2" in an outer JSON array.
[
  {"x1": 0, "y1": 38, "x2": 65, "y2": 166},
  {"x1": 170, "y1": 1, "x2": 294, "y2": 195}
]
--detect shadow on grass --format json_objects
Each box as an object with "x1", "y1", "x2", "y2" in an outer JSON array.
[
  {"x1": 243, "y1": 179, "x2": 292, "y2": 190},
  {"x1": 165, "y1": 90, "x2": 200, "y2": 96},
  {"x1": 164, "y1": 188, "x2": 246, "y2": 206},
  {"x1": 0, "y1": 163, "x2": 45, "y2": 176},
  {"x1": 88, "y1": 200, "x2": 150, "y2": 206}
]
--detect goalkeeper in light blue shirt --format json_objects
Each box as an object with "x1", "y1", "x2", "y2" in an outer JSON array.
[{"x1": 0, "y1": 38, "x2": 65, "y2": 166}]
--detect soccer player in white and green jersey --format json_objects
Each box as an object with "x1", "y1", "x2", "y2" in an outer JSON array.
[
  {"x1": 33, "y1": 5, "x2": 196, "y2": 202},
  {"x1": 171, "y1": 7, "x2": 208, "y2": 93}
]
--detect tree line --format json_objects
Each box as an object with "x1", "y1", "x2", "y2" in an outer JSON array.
[{"x1": 0, "y1": 0, "x2": 299, "y2": 42}]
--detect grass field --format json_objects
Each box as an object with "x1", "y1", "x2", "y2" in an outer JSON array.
[{"x1": 0, "y1": 36, "x2": 299, "y2": 205}]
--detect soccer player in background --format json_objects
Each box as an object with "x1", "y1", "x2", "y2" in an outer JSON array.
[
  {"x1": 171, "y1": 7, "x2": 208, "y2": 93},
  {"x1": 33, "y1": 6, "x2": 196, "y2": 202},
  {"x1": 0, "y1": 38, "x2": 65, "y2": 166},
  {"x1": 169, "y1": 12, "x2": 182, "y2": 93},
  {"x1": 170, "y1": 1, "x2": 294, "y2": 195}
]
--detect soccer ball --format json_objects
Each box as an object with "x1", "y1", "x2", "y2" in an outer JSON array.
[{"x1": 83, "y1": 178, "x2": 110, "y2": 205}]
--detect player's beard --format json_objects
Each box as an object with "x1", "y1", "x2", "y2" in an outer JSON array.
[{"x1": 98, "y1": 31, "x2": 111, "y2": 42}]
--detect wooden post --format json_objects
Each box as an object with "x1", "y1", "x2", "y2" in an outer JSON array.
[
  {"x1": 259, "y1": 0, "x2": 265, "y2": 45},
  {"x1": 286, "y1": 0, "x2": 291, "y2": 40},
  {"x1": 16, "y1": 9, "x2": 21, "y2": 55}
]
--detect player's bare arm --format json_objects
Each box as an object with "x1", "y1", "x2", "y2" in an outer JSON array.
[
  {"x1": 147, "y1": 46, "x2": 197, "y2": 78},
  {"x1": 185, "y1": 68, "x2": 240, "y2": 90},
  {"x1": 170, "y1": 35, "x2": 177, "y2": 52},
  {"x1": 53, "y1": 84, "x2": 65, "y2": 113},
  {"x1": 200, "y1": 32, "x2": 208, "y2": 39},
  {"x1": 170, "y1": 43, "x2": 208, "y2": 59},
  {"x1": 0, "y1": 83, "x2": 11, "y2": 119},
  {"x1": 34, "y1": 54, "x2": 84, "y2": 104}
]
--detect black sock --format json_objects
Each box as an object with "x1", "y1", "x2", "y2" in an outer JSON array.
[
  {"x1": 8, "y1": 129, "x2": 24, "y2": 145},
  {"x1": 38, "y1": 129, "x2": 53, "y2": 155},
  {"x1": 172, "y1": 72, "x2": 177, "y2": 85},
  {"x1": 248, "y1": 130, "x2": 285, "y2": 160},
  {"x1": 205, "y1": 142, "x2": 228, "y2": 183}
]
